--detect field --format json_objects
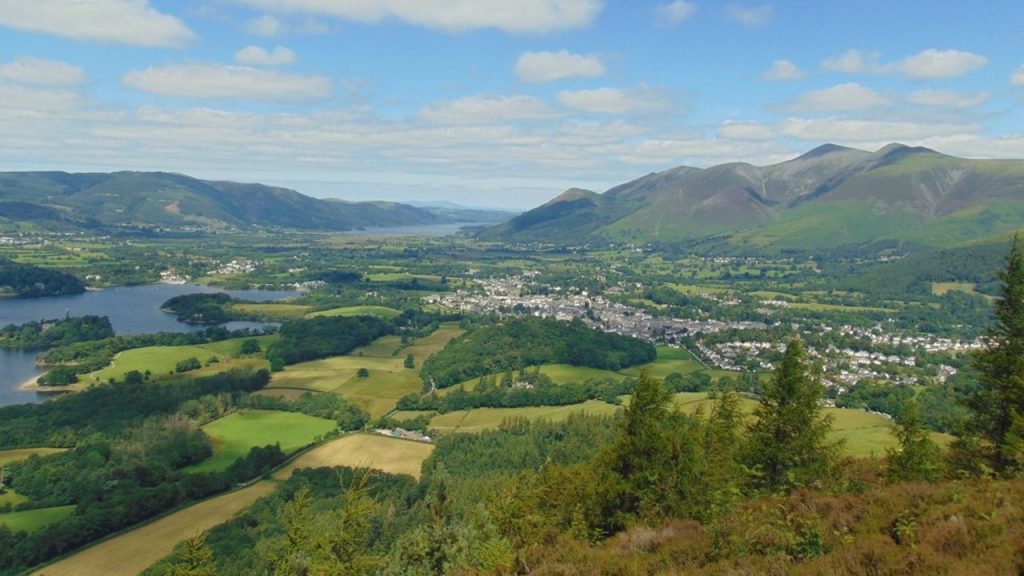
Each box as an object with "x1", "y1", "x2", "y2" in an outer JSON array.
[
  {"x1": 0, "y1": 505, "x2": 75, "y2": 534},
  {"x1": 0, "y1": 489, "x2": 27, "y2": 507},
  {"x1": 229, "y1": 302, "x2": 312, "y2": 319},
  {"x1": 273, "y1": 433, "x2": 434, "y2": 480},
  {"x1": 0, "y1": 448, "x2": 66, "y2": 466},
  {"x1": 29, "y1": 483, "x2": 276, "y2": 576},
  {"x1": 82, "y1": 335, "x2": 276, "y2": 384},
  {"x1": 186, "y1": 410, "x2": 338, "y2": 473},
  {"x1": 428, "y1": 400, "x2": 621, "y2": 433},
  {"x1": 627, "y1": 346, "x2": 706, "y2": 379},
  {"x1": 932, "y1": 281, "x2": 979, "y2": 296},
  {"x1": 306, "y1": 305, "x2": 401, "y2": 319},
  {"x1": 267, "y1": 323, "x2": 464, "y2": 418},
  {"x1": 442, "y1": 363, "x2": 626, "y2": 395}
]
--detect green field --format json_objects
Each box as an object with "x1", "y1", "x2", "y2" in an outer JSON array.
[
  {"x1": 229, "y1": 302, "x2": 312, "y2": 319},
  {"x1": 273, "y1": 433, "x2": 434, "y2": 480},
  {"x1": 0, "y1": 505, "x2": 75, "y2": 533},
  {"x1": 0, "y1": 489, "x2": 27, "y2": 507},
  {"x1": 429, "y1": 400, "x2": 621, "y2": 433},
  {"x1": 442, "y1": 363, "x2": 627, "y2": 395},
  {"x1": 306, "y1": 305, "x2": 402, "y2": 319},
  {"x1": 0, "y1": 448, "x2": 66, "y2": 466},
  {"x1": 626, "y1": 346, "x2": 706, "y2": 379},
  {"x1": 186, "y1": 410, "x2": 337, "y2": 473},
  {"x1": 83, "y1": 335, "x2": 276, "y2": 384},
  {"x1": 267, "y1": 324, "x2": 464, "y2": 418},
  {"x1": 932, "y1": 282, "x2": 979, "y2": 296}
]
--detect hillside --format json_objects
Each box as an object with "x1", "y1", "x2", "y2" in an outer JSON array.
[
  {"x1": 480, "y1": 144, "x2": 1024, "y2": 251},
  {"x1": 0, "y1": 171, "x2": 447, "y2": 232}
]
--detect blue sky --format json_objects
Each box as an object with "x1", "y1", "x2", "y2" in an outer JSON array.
[{"x1": 1, "y1": 0, "x2": 1022, "y2": 208}]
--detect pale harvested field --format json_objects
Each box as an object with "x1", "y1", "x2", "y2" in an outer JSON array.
[
  {"x1": 273, "y1": 434, "x2": 433, "y2": 480},
  {"x1": 31, "y1": 481, "x2": 275, "y2": 576}
]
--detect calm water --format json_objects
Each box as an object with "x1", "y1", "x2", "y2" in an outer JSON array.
[{"x1": 0, "y1": 284, "x2": 297, "y2": 407}]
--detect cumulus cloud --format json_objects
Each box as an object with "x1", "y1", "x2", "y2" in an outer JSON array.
[
  {"x1": 718, "y1": 121, "x2": 776, "y2": 140},
  {"x1": 790, "y1": 83, "x2": 889, "y2": 112},
  {"x1": 823, "y1": 48, "x2": 987, "y2": 79},
  {"x1": 726, "y1": 3, "x2": 773, "y2": 27},
  {"x1": 656, "y1": 1, "x2": 697, "y2": 25},
  {"x1": 515, "y1": 50, "x2": 605, "y2": 84},
  {"x1": 780, "y1": 117, "x2": 976, "y2": 142},
  {"x1": 246, "y1": 15, "x2": 282, "y2": 36},
  {"x1": 761, "y1": 59, "x2": 805, "y2": 81},
  {"x1": 1010, "y1": 65, "x2": 1024, "y2": 86},
  {"x1": 235, "y1": 45, "x2": 297, "y2": 66},
  {"x1": 891, "y1": 49, "x2": 987, "y2": 79},
  {"x1": 418, "y1": 95, "x2": 557, "y2": 124},
  {"x1": 228, "y1": 0, "x2": 603, "y2": 33},
  {"x1": 906, "y1": 89, "x2": 989, "y2": 109},
  {"x1": 0, "y1": 56, "x2": 86, "y2": 86},
  {"x1": 557, "y1": 86, "x2": 669, "y2": 114},
  {"x1": 122, "y1": 63, "x2": 331, "y2": 100},
  {"x1": 0, "y1": 0, "x2": 195, "y2": 47}
]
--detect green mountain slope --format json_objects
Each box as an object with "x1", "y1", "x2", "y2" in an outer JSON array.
[
  {"x1": 0, "y1": 171, "x2": 442, "y2": 232},
  {"x1": 480, "y1": 143, "x2": 1024, "y2": 251}
]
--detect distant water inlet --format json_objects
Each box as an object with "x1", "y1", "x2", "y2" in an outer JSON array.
[{"x1": 0, "y1": 284, "x2": 298, "y2": 407}]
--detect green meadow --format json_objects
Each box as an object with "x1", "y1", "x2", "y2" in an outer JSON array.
[{"x1": 185, "y1": 410, "x2": 337, "y2": 473}]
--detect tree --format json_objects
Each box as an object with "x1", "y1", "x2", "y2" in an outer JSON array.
[
  {"x1": 744, "y1": 337, "x2": 837, "y2": 492},
  {"x1": 165, "y1": 533, "x2": 216, "y2": 576},
  {"x1": 357, "y1": 367, "x2": 370, "y2": 378},
  {"x1": 886, "y1": 397, "x2": 943, "y2": 482},
  {"x1": 404, "y1": 353, "x2": 415, "y2": 369},
  {"x1": 960, "y1": 233, "x2": 1024, "y2": 476},
  {"x1": 240, "y1": 338, "x2": 262, "y2": 355}
]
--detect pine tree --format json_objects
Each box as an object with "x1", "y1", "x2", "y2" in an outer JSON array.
[
  {"x1": 886, "y1": 397, "x2": 943, "y2": 482},
  {"x1": 166, "y1": 533, "x2": 216, "y2": 576},
  {"x1": 961, "y1": 233, "x2": 1024, "y2": 476},
  {"x1": 744, "y1": 337, "x2": 837, "y2": 492}
]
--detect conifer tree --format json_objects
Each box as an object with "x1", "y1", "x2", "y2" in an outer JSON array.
[
  {"x1": 166, "y1": 533, "x2": 216, "y2": 576},
  {"x1": 886, "y1": 397, "x2": 943, "y2": 482},
  {"x1": 744, "y1": 337, "x2": 837, "y2": 492},
  {"x1": 961, "y1": 233, "x2": 1024, "y2": 475}
]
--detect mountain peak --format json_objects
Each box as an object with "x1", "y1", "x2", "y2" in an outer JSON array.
[
  {"x1": 548, "y1": 188, "x2": 598, "y2": 204},
  {"x1": 797, "y1": 143, "x2": 863, "y2": 160},
  {"x1": 874, "y1": 143, "x2": 938, "y2": 157}
]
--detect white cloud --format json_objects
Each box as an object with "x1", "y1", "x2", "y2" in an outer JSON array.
[
  {"x1": 822, "y1": 49, "x2": 880, "y2": 74},
  {"x1": 656, "y1": 1, "x2": 696, "y2": 25},
  {"x1": 418, "y1": 95, "x2": 556, "y2": 124},
  {"x1": 1013, "y1": 66, "x2": 1024, "y2": 86},
  {"x1": 557, "y1": 86, "x2": 669, "y2": 114},
  {"x1": 790, "y1": 83, "x2": 889, "y2": 112},
  {"x1": 235, "y1": 45, "x2": 297, "y2": 66},
  {"x1": 122, "y1": 63, "x2": 331, "y2": 100},
  {"x1": 0, "y1": 0, "x2": 195, "y2": 47},
  {"x1": 890, "y1": 49, "x2": 987, "y2": 79},
  {"x1": 229, "y1": 0, "x2": 603, "y2": 33},
  {"x1": 823, "y1": 48, "x2": 987, "y2": 79},
  {"x1": 514, "y1": 50, "x2": 605, "y2": 84},
  {"x1": 761, "y1": 59, "x2": 804, "y2": 81},
  {"x1": 718, "y1": 121, "x2": 776, "y2": 140},
  {"x1": 726, "y1": 3, "x2": 773, "y2": 27},
  {"x1": 780, "y1": 117, "x2": 976, "y2": 142},
  {"x1": 0, "y1": 56, "x2": 85, "y2": 86},
  {"x1": 906, "y1": 89, "x2": 989, "y2": 109},
  {"x1": 246, "y1": 15, "x2": 282, "y2": 36}
]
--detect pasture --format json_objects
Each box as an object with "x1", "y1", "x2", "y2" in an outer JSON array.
[
  {"x1": 29, "y1": 483, "x2": 276, "y2": 576},
  {"x1": 0, "y1": 506, "x2": 75, "y2": 534},
  {"x1": 306, "y1": 305, "x2": 401, "y2": 319},
  {"x1": 428, "y1": 400, "x2": 620, "y2": 433},
  {"x1": 273, "y1": 433, "x2": 434, "y2": 480},
  {"x1": 229, "y1": 302, "x2": 311, "y2": 319},
  {"x1": 82, "y1": 335, "x2": 276, "y2": 384},
  {"x1": 186, "y1": 410, "x2": 337, "y2": 473},
  {"x1": 0, "y1": 448, "x2": 66, "y2": 466}
]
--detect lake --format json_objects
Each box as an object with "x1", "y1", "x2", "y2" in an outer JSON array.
[{"x1": 0, "y1": 284, "x2": 298, "y2": 407}]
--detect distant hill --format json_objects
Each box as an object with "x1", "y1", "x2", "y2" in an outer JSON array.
[
  {"x1": 0, "y1": 171, "x2": 454, "y2": 232},
  {"x1": 479, "y1": 144, "x2": 1024, "y2": 252}
]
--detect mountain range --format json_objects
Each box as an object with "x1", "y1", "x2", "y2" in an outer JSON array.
[
  {"x1": 0, "y1": 171, "x2": 510, "y2": 233},
  {"x1": 479, "y1": 143, "x2": 1024, "y2": 252}
]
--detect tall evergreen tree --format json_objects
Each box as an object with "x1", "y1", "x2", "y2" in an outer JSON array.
[
  {"x1": 962, "y1": 233, "x2": 1024, "y2": 475},
  {"x1": 744, "y1": 337, "x2": 837, "y2": 492},
  {"x1": 886, "y1": 397, "x2": 943, "y2": 482}
]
